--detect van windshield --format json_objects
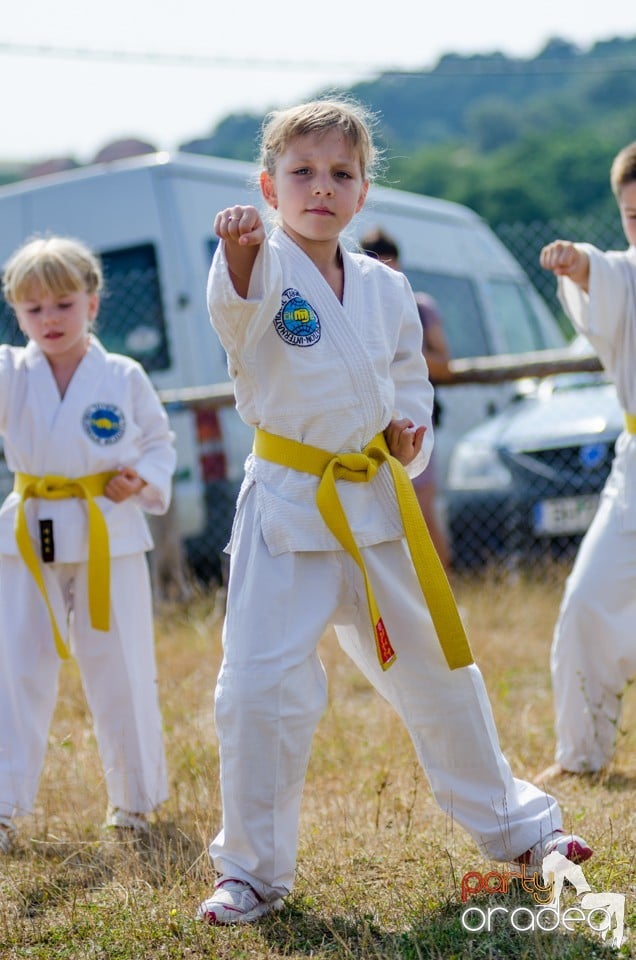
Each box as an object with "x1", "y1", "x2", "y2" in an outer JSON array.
[
  {"x1": 404, "y1": 268, "x2": 491, "y2": 358},
  {"x1": 404, "y1": 268, "x2": 565, "y2": 360},
  {"x1": 485, "y1": 278, "x2": 566, "y2": 354}
]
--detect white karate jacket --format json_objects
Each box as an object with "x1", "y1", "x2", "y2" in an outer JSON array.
[
  {"x1": 559, "y1": 244, "x2": 636, "y2": 530},
  {"x1": 208, "y1": 227, "x2": 435, "y2": 555},
  {"x1": 0, "y1": 336, "x2": 176, "y2": 560}
]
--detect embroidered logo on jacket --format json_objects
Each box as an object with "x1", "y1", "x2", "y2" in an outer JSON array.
[
  {"x1": 82, "y1": 404, "x2": 126, "y2": 444},
  {"x1": 273, "y1": 288, "x2": 321, "y2": 347}
]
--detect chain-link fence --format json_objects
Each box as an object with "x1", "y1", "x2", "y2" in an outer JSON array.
[
  {"x1": 495, "y1": 210, "x2": 625, "y2": 330},
  {"x1": 445, "y1": 211, "x2": 623, "y2": 573},
  {"x1": 0, "y1": 214, "x2": 626, "y2": 590}
]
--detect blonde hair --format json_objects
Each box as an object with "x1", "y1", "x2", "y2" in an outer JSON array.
[
  {"x1": 259, "y1": 97, "x2": 380, "y2": 181},
  {"x1": 2, "y1": 235, "x2": 103, "y2": 304},
  {"x1": 610, "y1": 142, "x2": 636, "y2": 199}
]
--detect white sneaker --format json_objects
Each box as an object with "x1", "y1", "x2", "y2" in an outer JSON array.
[
  {"x1": 0, "y1": 817, "x2": 17, "y2": 854},
  {"x1": 103, "y1": 806, "x2": 149, "y2": 835},
  {"x1": 515, "y1": 829, "x2": 593, "y2": 869},
  {"x1": 196, "y1": 878, "x2": 283, "y2": 925}
]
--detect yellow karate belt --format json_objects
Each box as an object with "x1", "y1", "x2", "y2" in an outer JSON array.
[
  {"x1": 253, "y1": 428, "x2": 473, "y2": 672},
  {"x1": 624, "y1": 413, "x2": 636, "y2": 434},
  {"x1": 13, "y1": 471, "x2": 116, "y2": 660}
]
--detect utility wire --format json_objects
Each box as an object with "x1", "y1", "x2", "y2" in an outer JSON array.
[
  {"x1": 0, "y1": 41, "x2": 385, "y2": 74},
  {"x1": 0, "y1": 41, "x2": 635, "y2": 76}
]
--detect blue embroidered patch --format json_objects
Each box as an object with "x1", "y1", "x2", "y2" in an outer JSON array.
[
  {"x1": 82, "y1": 404, "x2": 126, "y2": 445},
  {"x1": 273, "y1": 288, "x2": 321, "y2": 347}
]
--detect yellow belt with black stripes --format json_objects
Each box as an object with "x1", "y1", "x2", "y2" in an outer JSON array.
[
  {"x1": 253, "y1": 428, "x2": 473, "y2": 672},
  {"x1": 13, "y1": 471, "x2": 115, "y2": 659}
]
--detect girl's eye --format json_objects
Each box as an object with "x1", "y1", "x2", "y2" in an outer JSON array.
[{"x1": 293, "y1": 167, "x2": 310, "y2": 176}]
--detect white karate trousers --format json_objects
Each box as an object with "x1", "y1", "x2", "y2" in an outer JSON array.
[
  {"x1": 552, "y1": 493, "x2": 636, "y2": 772},
  {"x1": 210, "y1": 487, "x2": 561, "y2": 902},
  {"x1": 0, "y1": 553, "x2": 167, "y2": 820}
]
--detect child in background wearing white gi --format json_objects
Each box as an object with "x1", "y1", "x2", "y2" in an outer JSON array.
[
  {"x1": 538, "y1": 142, "x2": 636, "y2": 780},
  {"x1": 197, "y1": 98, "x2": 591, "y2": 926},
  {"x1": 0, "y1": 236, "x2": 176, "y2": 853}
]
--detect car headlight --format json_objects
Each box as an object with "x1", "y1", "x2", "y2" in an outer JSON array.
[{"x1": 447, "y1": 441, "x2": 513, "y2": 491}]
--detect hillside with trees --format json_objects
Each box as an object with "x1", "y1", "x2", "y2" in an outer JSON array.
[{"x1": 182, "y1": 35, "x2": 636, "y2": 229}]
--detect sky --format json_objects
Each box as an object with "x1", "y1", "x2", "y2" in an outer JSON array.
[{"x1": 3, "y1": 0, "x2": 636, "y2": 164}]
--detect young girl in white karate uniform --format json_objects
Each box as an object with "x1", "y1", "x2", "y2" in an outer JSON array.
[
  {"x1": 197, "y1": 98, "x2": 591, "y2": 925},
  {"x1": 0, "y1": 236, "x2": 176, "y2": 852},
  {"x1": 539, "y1": 141, "x2": 636, "y2": 777}
]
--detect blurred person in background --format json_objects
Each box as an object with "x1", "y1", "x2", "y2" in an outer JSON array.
[{"x1": 361, "y1": 228, "x2": 452, "y2": 570}]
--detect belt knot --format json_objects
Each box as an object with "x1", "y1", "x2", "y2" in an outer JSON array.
[
  {"x1": 31, "y1": 475, "x2": 80, "y2": 499},
  {"x1": 253, "y1": 428, "x2": 473, "y2": 672},
  {"x1": 332, "y1": 451, "x2": 379, "y2": 483}
]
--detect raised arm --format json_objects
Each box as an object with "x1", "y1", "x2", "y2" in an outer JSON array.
[
  {"x1": 540, "y1": 240, "x2": 590, "y2": 293},
  {"x1": 214, "y1": 205, "x2": 267, "y2": 299}
]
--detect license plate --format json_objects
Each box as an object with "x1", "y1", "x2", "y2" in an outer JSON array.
[{"x1": 533, "y1": 495, "x2": 599, "y2": 536}]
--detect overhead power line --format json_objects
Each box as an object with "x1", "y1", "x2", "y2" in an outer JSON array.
[
  {"x1": 0, "y1": 41, "x2": 380, "y2": 74},
  {"x1": 0, "y1": 41, "x2": 634, "y2": 77}
]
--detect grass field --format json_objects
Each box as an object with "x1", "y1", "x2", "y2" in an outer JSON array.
[{"x1": 0, "y1": 566, "x2": 634, "y2": 959}]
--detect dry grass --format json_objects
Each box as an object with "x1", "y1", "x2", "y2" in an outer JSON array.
[{"x1": 0, "y1": 565, "x2": 634, "y2": 958}]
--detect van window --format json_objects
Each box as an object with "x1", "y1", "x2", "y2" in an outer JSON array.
[
  {"x1": 485, "y1": 279, "x2": 541, "y2": 353},
  {"x1": 484, "y1": 278, "x2": 565, "y2": 354},
  {"x1": 404, "y1": 268, "x2": 491, "y2": 359},
  {"x1": 0, "y1": 295, "x2": 25, "y2": 346},
  {"x1": 99, "y1": 244, "x2": 171, "y2": 372},
  {"x1": 0, "y1": 243, "x2": 171, "y2": 373}
]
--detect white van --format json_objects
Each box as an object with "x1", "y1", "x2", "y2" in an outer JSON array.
[
  {"x1": 0, "y1": 152, "x2": 566, "y2": 577},
  {"x1": 352, "y1": 191, "x2": 566, "y2": 483}
]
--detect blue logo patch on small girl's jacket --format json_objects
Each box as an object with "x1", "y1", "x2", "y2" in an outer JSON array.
[
  {"x1": 273, "y1": 288, "x2": 321, "y2": 347},
  {"x1": 82, "y1": 404, "x2": 126, "y2": 444}
]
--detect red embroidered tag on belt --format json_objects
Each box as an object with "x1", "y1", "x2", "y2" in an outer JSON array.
[{"x1": 375, "y1": 618, "x2": 396, "y2": 667}]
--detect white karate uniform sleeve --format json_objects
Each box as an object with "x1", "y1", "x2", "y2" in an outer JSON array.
[
  {"x1": 558, "y1": 245, "x2": 636, "y2": 529},
  {"x1": 127, "y1": 363, "x2": 177, "y2": 514},
  {"x1": 558, "y1": 244, "x2": 636, "y2": 397}
]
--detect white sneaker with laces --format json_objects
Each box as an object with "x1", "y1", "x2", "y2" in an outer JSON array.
[
  {"x1": 515, "y1": 829, "x2": 592, "y2": 869},
  {"x1": 103, "y1": 806, "x2": 149, "y2": 835},
  {"x1": 0, "y1": 817, "x2": 17, "y2": 854},
  {"x1": 196, "y1": 878, "x2": 283, "y2": 925}
]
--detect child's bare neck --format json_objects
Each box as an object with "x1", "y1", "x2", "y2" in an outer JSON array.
[
  {"x1": 45, "y1": 347, "x2": 88, "y2": 399},
  {"x1": 298, "y1": 236, "x2": 344, "y2": 302},
  {"x1": 48, "y1": 358, "x2": 80, "y2": 399},
  {"x1": 317, "y1": 257, "x2": 344, "y2": 302}
]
